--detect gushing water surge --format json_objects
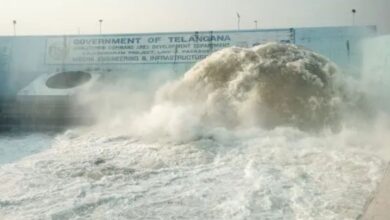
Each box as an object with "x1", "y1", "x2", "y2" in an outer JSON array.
[{"x1": 1, "y1": 43, "x2": 389, "y2": 220}]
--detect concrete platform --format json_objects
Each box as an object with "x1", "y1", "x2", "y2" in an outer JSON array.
[{"x1": 362, "y1": 163, "x2": 390, "y2": 220}]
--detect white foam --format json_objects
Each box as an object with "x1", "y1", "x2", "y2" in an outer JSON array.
[{"x1": 0, "y1": 127, "x2": 386, "y2": 219}]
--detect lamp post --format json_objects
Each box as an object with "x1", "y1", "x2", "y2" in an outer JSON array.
[
  {"x1": 236, "y1": 12, "x2": 240, "y2": 30},
  {"x1": 99, "y1": 19, "x2": 103, "y2": 34},
  {"x1": 254, "y1": 20, "x2": 258, "y2": 30},
  {"x1": 12, "y1": 20, "x2": 16, "y2": 36},
  {"x1": 352, "y1": 9, "x2": 356, "y2": 26}
]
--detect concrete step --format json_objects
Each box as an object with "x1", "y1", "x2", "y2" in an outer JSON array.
[{"x1": 362, "y1": 163, "x2": 390, "y2": 220}]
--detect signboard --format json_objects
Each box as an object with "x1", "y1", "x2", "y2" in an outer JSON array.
[{"x1": 45, "y1": 30, "x2": 293, "y2": 64}]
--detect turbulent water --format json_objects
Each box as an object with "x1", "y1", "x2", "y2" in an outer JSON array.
[
  {"x1": 0, "y1": 43, "x2": 389, "y2": 220},
  {"x1": 158, "y1": 43, "x2": 343, "y2": 131}
]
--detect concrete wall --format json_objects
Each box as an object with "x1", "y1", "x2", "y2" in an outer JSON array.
[
  {"x1": 0, "y1": 26, "x2": 377, "y2": 98},
  {"x1": 295, "y1": 26, "x2": 377, "y2": 72},
  {"x1": 361, "y1": 35, "x2": 390, "y2": 111}
]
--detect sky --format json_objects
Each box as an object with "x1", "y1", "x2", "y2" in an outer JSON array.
[{"x1": 0, "y1": 0, "x2": 389, "y2": 36}]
